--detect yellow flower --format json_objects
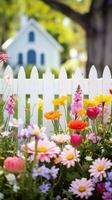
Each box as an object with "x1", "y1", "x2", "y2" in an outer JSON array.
[
  {"x1": 78, "y1": 109, "x2": 86, "y2": 116},
  {"x1": 94, "y1": 94, "x2": 112, "y2": 105},
  {"x1": 44, "y1": 110, "x2": 62, "y2": 120},
  {"x1": 52, "y1": 96, "x2": 68, "y2": 106},
  {"x1": 37, "y1": 98, "x2": 43, "y2": 110},
  {"x1": 83, "y1": 99, "x2": 98, "y2": 107}
]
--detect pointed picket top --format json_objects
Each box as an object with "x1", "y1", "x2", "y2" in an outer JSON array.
[
  {"x1": 44, "y1": 67, "x2": 54, "y2": 79},
  {"x1": 103, "y1": 65, "x2": 111, "y2": 78},
  {"x1": 3, "y1": 65, "x2": 13, "y2": 84},
  {"x1": 30, "y1": 66, "x2": 38, "y2": 79},
  {"x1": 30, "y1": 66, "x2": 38, "y2": 124},
  {"x1": 102, "y1": 65, "x2": 111, "y2": 94},
  {"x1": 72, "y1": 68, "x2": 84, "y2": 93},
  {"x1": 18, "y1": 66, "x2": 26, "y2": 79},
  {"x1": 4, "y1": 65, "x2": 13, "y2": 75},
  {"x1": 59, "y1": 67, "x2": 67, "y2": 79},
  {"x1": 88, "y1": 65, "x2": 98, "y2": 98},
  {"x1": 89, "y1": 65, "x2": 97, "y2": 78}
]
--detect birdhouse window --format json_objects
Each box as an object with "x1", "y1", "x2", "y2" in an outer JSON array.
[
  {"x1": 29, "y1": 31, "x2": 35, "y2": 42},
  {"x1": 40, "y1": 53, "x2": 45, "y2": 65},
  {"x1": 18, "y1": 53, "x2": 23, "y2": 65}
]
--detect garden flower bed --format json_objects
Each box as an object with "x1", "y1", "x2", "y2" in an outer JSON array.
[{"x1": 0, "y1": 85, "x2": 112, "y2": 200}]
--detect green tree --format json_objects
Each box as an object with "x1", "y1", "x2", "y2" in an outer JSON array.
[
  {"x1": 0, "y1": 0, "x2": 20, "y2": 46},
  {"x1": 41, "y1": 0, "x2": 112, "y2": 77}
]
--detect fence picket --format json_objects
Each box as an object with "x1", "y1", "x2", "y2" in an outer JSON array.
[
  {"x1": 102, "y1": 66, "x2": 111, "y2": 94},
  {"x1": 89, "y1": 65, "x2": 98, "y2": 98},
  {"x1": 18, "y1": 67, "x2": 26, "y2": 123},
  {"x1": 43, "y1": 68, "x2": 54, "y2": 135},
  {"x1": 59, "y1": 67, "x2": 68, "y2": 129},
  {"x1": 30, "y1": 66, "x2": 38, "y2": 124}
]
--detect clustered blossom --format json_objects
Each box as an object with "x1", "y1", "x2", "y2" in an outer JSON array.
[
  {"x1": 69, "y1": 178, "x2": 94, "y2": 199},
  {"x1": 51, "y1": 134, "x2": 70, "y2": 144},
  {"x1": 25, "y1": 139, "x2": 60, "y2": 162},
  {"x1": 32, "y1": 165, "x2": 59, "y2": 180},
  {"x1": 5, "y1": 96, "x2": 16, "y2": 115},
  {"x1": 60, "y1": 145, "x2": 80, "y2": 168},
  {"x1": 86, "y1": 132, "x2": 101, "y2": 143},
  {"x1": 89, "y1": 158, "x2": 112, "y2": 181},
  {"x1": 19, "y1": 124, "x2": 46, "y2": 140},
  {"x1": 39, "y1": 182, "x2": 51, "y2": 193},
  {"x1": 70, "y1": 85, "x2": 83, "y2": 119}
]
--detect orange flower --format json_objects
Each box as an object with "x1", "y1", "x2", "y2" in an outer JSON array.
[
  {"x1": 44, "y1": 110, "x2": 62, "y2": 120},
  {"x1": 68, "y1": 120, "x2": 88, "y2": 130}
]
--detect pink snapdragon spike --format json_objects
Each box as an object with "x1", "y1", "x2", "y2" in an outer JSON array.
[
  {"x1": 70, "y1": 133, "x2": 83, "y2": 148},
  {"x1": 4, "y1": 157, "x2": 25, "y2": 173},
  {"x1": 0, "y1": 52, "x2": 9, "y2": 62},
  {"x1": 5, "y1": 96, "x2": 16, "y2": 115},
  {"x1": 71, "y1": 85, "x2": 83, "y2": 119},
  {"x1": 87, "y1": 106, "x2": 100, "y2": 119}
]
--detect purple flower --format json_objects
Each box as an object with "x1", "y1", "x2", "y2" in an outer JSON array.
[
  {"x1": 50, "y1": 166, "x2": 59, "y2": 179},
  {"x1": 39, "y1": 182, "x2": 51, "y2": 193},
  {"x1": 105, "y1": 182, "x2": 112, "y2": 193},
  {"x1": 32, "y1": 165, "x2": 50, "y2": 180},
  {"x1": 102, "y1": 192, "x2": 112, "y2": 200},
  {"x1": 19, "y1": 128, "x2": 31, "y2": 139},
  {"x1": 5, "y1": 96, "x2": 16, "y2": 115},
  {"x1": 107, "y1": 171, "x2": 112, "y2": 181}
]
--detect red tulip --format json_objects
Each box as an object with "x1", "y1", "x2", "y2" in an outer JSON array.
[
  {"x1": 87, "y1": 106, "x2": 100, "y2": 119},
  {"x1": 4, "y1": 157, "x2": 25, "y2": 173},
  {"x1": 70, "y1": 133, "x2": 83, "y2": 148}
]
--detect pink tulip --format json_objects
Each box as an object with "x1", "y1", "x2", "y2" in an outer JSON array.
[
  {"x1": 4, "y1": 157, "x2": 25, "y2": 173},
  {"x1": 87, "y1": 106, "x2": 100, "y2": 119},
  {"x1": 70, "y1": 133, "x2": 83, "y2": 148}
]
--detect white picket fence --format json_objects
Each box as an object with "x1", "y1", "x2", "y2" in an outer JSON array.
[{"x1": 0, "y1": 65, "x2": 112, "y2": 133}]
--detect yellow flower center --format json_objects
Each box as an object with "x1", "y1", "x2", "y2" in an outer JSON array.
[
  {"x1": 13, "y1": 122, "x2": 17, "y2": 126},
  {"x1": 66, "y1": 153, "x2": 74, "y2": 160},
  {"x1": 97, "y1": 165, "x2": 104, "y2": 172},
  {"x1": 33, "y1": 129, "x2": 40, "y2": 136},
  {"x1": 38, "y1": 146, "x2": 47, "y2": 153},
  {"x1": 79, "y1": 186, "x2": 86, "y2": 193},
  {"x1": 37, "y1": 169, "x2": 42, "y2": 173}
]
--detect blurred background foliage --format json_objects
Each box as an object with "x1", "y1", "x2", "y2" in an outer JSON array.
[{"x1": 0, "y1": 0, "x2": 92, "y2": 76}]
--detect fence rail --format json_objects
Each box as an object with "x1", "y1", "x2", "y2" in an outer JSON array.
[{"x1": 0, "y1": 65, "x2": 112, "y2": 133}]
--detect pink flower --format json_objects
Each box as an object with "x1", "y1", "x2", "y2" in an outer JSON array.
[
  {"x1": 4, "y1": 157, "x2": 25, "y2": 173},
  {"x1": 86, "y1": 132, "x2": 101, "y2": 144},
  {"x1": 87, "y1": 106, "x2": 100, "y2": 119},
  {"x1": 70, "y1": 133, "x2": 83, "y2": 148},
  {"x1": 0, "y1": 52, "x2": 9, "y2": 62},
  {"x1": 70, "y1": 86, "x2": 83, "y2": 119},
  {"x1": 89, "y1": 158, "x2": 112, "y2": 181},
  {"x1": 69, "y1": 178, "x2": 94, "y2": 199},
  {"x1": 26, "y1": 139, "x2": 60, "y2": 162},
  {"x1": 60, "y1": 145, "x2": 80, "y2": 168}
]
